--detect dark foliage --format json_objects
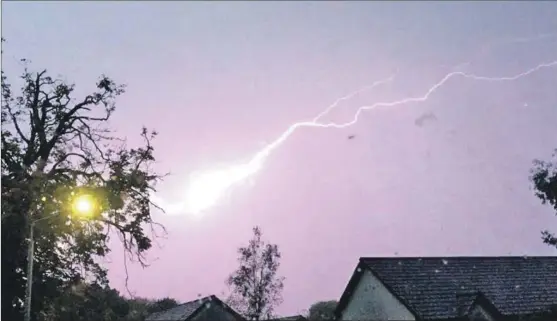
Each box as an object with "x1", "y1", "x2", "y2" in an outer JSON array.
[
  {"x1": 307, "y1": 300, "x2": 337, "y2": 321},
  {"x1": 146, "y1": 297, "x2": 181, "y2": 315},
  {"x1": 530, "y1": 149, "x2": 557, "y2": 248}
]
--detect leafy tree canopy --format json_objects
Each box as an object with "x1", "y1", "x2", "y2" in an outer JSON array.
[
  {"x1": 1, "y1": 49, "x2": 165, "y2": 320},
  {"x1": 226, "y1": 226, "x2": 285, "y2": 320}
]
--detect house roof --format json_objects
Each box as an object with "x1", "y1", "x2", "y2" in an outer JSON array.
[
  {"x1": 336, "y1": 256, "x2": 557, "y2": 320},
  {"x1": 145, "y1": 295, "x2": 244, "y2": 321},
  {"x1": 268, "y1": 316, "x2": 307, "y2": 321}
]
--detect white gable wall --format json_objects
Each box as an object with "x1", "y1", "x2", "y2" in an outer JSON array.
[{"x1": 340, "y1": 269, "x2": 415, "y2": 321}]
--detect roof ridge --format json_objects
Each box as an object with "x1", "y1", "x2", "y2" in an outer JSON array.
[{"x1": 180, "y1": 294, "x2": 217, "y2": 305}]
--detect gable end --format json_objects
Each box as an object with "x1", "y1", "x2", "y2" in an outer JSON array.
[{"x1": 335, "y1": 261, "x2": 419, "y2": 320}]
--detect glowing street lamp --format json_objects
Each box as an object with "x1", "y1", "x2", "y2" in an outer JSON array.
[
  {"x1": 24, "y1": 192, "x2": 98, "y2": 321},
  {"x1": 71, "y1": 194, "x2": 97, "y2": 218}
]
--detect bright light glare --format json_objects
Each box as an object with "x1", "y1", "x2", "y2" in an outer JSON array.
[
  {"x1": 184, "y1": 164, "x2": 255, "y2": 214},
  {"x1": 72, "y1": 194, "x2": 96, "y2": 218}
]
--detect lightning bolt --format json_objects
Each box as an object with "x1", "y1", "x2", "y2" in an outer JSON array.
[
  {"x1": 151, "y1": 59, "x2": 557, "y2": 215},
  {"x1": 445, "y1": 32, "x2": 557, "y2": 71},
  {"x1": 314, "y1": 61, "x2": 557, "y2": 129},
  {"x1": 312, "y1": 73, "x2": 397, "y2": 123}
]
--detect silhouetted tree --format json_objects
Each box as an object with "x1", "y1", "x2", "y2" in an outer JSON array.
[
  {"x1": 146, "y1": 297, "x2": 181, "y2": 315},
  {"x1": 307, "y1": 300, "x2": 337, "y2": 321},
  {"x1": 42, "y1": 281, "x2": 181, "y2": 321},
  {"x1": 531, "y1": 149, "x2": 557, "y2": 249},
  {"x1": 42, "y1": 282, "x2": 130, "y2": 321},
  {"x1": 1, "y1": 54, "x2": 165, "y2": 321},
  {"x1": 227, "y1": 226, "x2": 285, "y2": 320}
]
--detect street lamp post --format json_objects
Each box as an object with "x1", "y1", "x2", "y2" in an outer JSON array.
[
  {"x1": 23, "y1": 193, "x2": 97, "y2": 321},
  {"x1": 24, "y1": 219, "x2": 35, "y2": 321}
]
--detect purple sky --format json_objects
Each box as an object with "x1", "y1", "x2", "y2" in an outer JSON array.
[{"x1": 4, "y1": 1, "x2": 557, "y2": 316}]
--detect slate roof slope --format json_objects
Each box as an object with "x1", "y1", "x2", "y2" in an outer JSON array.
[
  {"x1": 145, "y1": 295, "x2": 213, "y2": 321},
  {"x1": 268, "y1": 316, "x2": 307, "y2": 321},
  {"x1": 360, "y1": 256, "x2": 557, "y2": 320}
]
